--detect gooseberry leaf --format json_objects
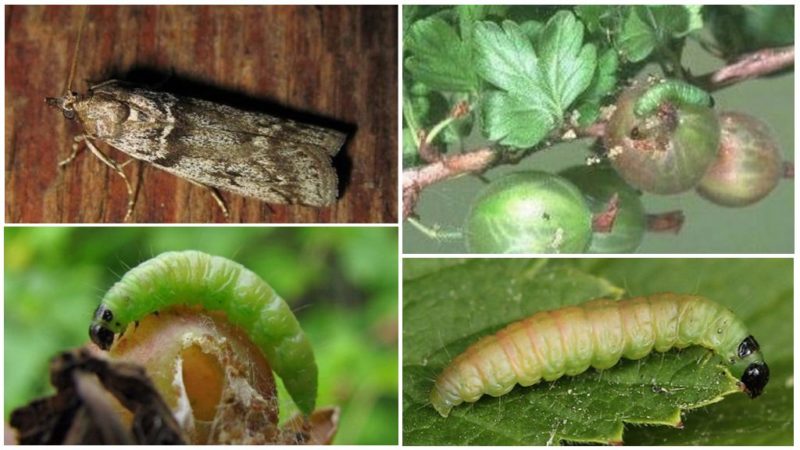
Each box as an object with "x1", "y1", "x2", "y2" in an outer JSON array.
[
  {"x1": 403, "y1": 259, "x2": 772, "y2": 445},
  {"x1": 473, "y1": 11, "x2": 597, "y2": 148},
  {"x1": 574, "y1": 5, "x2": 619, "y2": 35},
  {"x1": 456, "y1": 5, "x2": 509, "y2": 44},
  {"x1": 572, "y1": 47, "x2": 619, "y2": 125},
  {"x1": 617, "y1": 6, "x2": 699, "y2": 62},
  {"x1": 402, "y1": 78, "x2": 473, "y2": 161},
  {"x1": 403, "y1": 5, "x2": 451, "y2": 36},
  {"x1": 704, "y1": 5, "x2": 795, "y2": 57},
  {"x1": 405, "y1": 17, "x2": 479, "y2": 93}
]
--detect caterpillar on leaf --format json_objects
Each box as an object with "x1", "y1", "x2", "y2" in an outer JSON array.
[
  {"x1": 89, "y1": 250, "x2": 318, "y2": 415},
  {"x1": 430, "y1": 294, "x2": 768, "y2": 417}
]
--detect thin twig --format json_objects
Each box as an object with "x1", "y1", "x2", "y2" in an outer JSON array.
[
  {"x1": 403, "y1": 148, "x2": 497, "y2": 220},
  {"x1": 406, "y1": 217, "x2": 463, "y2": 242},
  {"x1": 698, "y1": 45, "x2": 794, "y2": 91}
]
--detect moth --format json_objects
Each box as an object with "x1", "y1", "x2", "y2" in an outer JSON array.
[
  {"x1": 634, "y1": 79, "x2": 713, "y2": 117},
  {"x1": 430, "y1": 294, "x2": 768, "y2": 417},
  {"x1": 89, "y1": 250, "x2": 318, "y2": 415},
  {"x1": 47, "y1": 10, "x2": 345, "y2": 221}
]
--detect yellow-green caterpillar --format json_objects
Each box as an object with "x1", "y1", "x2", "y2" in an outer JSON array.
[
  {"x1": 430, "y1": 294, "x2": 768, "y2": 417},
  {"x1": 89, "y1": 250, "x2": 317, "y2": 414},
  {"x1": 634, "y1": 80, "x2": 712, "y2": 117}
]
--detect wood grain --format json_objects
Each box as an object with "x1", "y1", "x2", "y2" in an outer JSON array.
[{"x1": 5, "y1": 5, "x2": 398, "y2": 223}]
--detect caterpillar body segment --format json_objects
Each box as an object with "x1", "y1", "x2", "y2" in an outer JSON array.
[
  {"x1": 90, "y1": 250, "x2": 318, "y2": 414},
  {"x1": 634, "y1": 80, "x2": 713, "y2": 117},
  {"x1": 430, "y1": 294, "x2": 767, "y2": 417}
]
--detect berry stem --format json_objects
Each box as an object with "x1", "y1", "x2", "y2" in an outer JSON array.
[
  {"x1": 783, "y1": 161, "x2": 794, "y2": 179},
  {"x1": 406, "y1": 217, "x2": 463, "y2": 242},
  {"x1": 646, "y1": 211, "x2": 685, "y2": 234}
]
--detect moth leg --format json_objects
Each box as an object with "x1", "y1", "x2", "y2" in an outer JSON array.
[
  {"x1": 80, "y1": 136, "x2": 137, "y2": 222},
  {"x1": 58, "y1": 139, "x2": 85, "y2": 167},
  {"x1": 185, "y1": 179, "x2": 230, "y2": 219},
  {"x1": 87, "y1": 79, "x2": 121, "y2": 90}
]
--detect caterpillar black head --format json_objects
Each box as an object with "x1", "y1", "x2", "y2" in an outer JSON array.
[
  {"x1": 741, "y1": 362, "x2": 769, "y2": 398},
  {"x1": 89, "y1": 305, "x2": 115, "y2": 350},
  {"x1": 737, "y1": 335, "x2": 769, "y2": 398}
]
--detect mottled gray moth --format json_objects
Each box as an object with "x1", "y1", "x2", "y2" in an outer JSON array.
[
  {"x1": 46, "y1": 10, "x2": 345, "y2": 221},
  {"x1": 431, "y1": 294, "x2": 768, "y2": 417}
]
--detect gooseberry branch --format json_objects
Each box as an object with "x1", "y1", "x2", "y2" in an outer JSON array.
[{"x1": 403, "y1": 45, "x2": 794, "y2": 220}]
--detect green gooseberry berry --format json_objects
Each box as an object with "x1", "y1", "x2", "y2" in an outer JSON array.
[{"x1": 464, "y1": 171, "x2": 592, "y2": 253}]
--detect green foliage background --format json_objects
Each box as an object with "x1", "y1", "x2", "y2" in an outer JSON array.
[
  {"x1": 4, "y1": 227, "x2": 398, "y2": 445},
  {"x1": 403, "y1": 5, "x2": 794, "y2": 253},
  {"x1": 403, "y1": 258, "x2": 792, "y2": 445}
]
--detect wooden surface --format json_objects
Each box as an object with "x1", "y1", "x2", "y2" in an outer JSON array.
[{"x1": 6, "y1": 5, "x2": 397, "y2": 223}]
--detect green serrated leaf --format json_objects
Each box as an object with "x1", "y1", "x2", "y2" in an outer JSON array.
[
  {"x1": 456, "y1": 5, "x2": 510, "y2": 44},
  {"x1": 403, "y1": 77, "x2": 473, "y2": 157},
  {"x1": 616, "y1": 6, "x2": 693, "y2": 62},
  {"x1": 480, "y1": 90, "x2": 554, "y2": 149},
  {"x1": 402, "y1": 258, "x2": 469, "y2": 281},
  {"x1": 472, "y1": 12, "x2": 596, "y2": 148},
  {"x1": 573, "y1": 48, "x2": 618, "y2": 126},
  {"x1": 684, "y1": 5, "x2": 704, "y2": 34},
  {"x1": 616, "y1": 8, "x2": 655, "y2": 62},
  {"x1": 403, "y1": 5, "x2": 454, "y2": 36},
  {"x1": 573, "y1": 102, "x2": 599, "y2": 127},
  {"x1": 405, "y1": 17, "x2": 479, "y2": 92},
  {"x1": 403, "y1": 259, "x2": 790, "y2": 445},
  {"x1": 704, "y1": 5, "x2": 795, "y2": 57},
  {"x1": 574, "y1": 5, "x2": 608, "y2": 34},
  {"x1": 537, "y1": 11, "x2": 597, "y2": 111},
  {"x1": 473, "y1": 20, "x2": 540, "y2": 97},
  {"x1": 518, "y1": 20, "x2": 543, "y2": 43},
  {"x1": 575, "y1": 5, "x2": 628, "y2": 41}
]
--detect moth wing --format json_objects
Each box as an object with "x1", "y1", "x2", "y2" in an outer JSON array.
[
  {"x1": 93, "y1": 86, "x2": 345, "y2": 206},
  {"x1": 156, "y1": 126, "x2": 340, "y2": 207},
  {"x1": 176, "y1": 98, "x2": 346, "y2": 157}
]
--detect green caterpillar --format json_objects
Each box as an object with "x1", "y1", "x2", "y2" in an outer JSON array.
[
  {"x1": 634, "y1": 80, "x2": 713, "y2": 117},
  {"x1": 430, "y1": 294, "x2": 768, "y2": 417},
  {"x1": 89, "y1": 250, "x2": 317, "y2": 414}
]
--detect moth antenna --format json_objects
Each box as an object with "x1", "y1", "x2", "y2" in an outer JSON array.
[{"x1": 65, "y1": 6, "x2": 88, "y2": 96}]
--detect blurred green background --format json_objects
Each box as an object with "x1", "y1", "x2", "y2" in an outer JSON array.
[
  {"x1": 4, "y1": 227, "x2": 398, "y2": 444},
  {"x1": 404, "y1": 12, "x2": 794, "y2": 254}
]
